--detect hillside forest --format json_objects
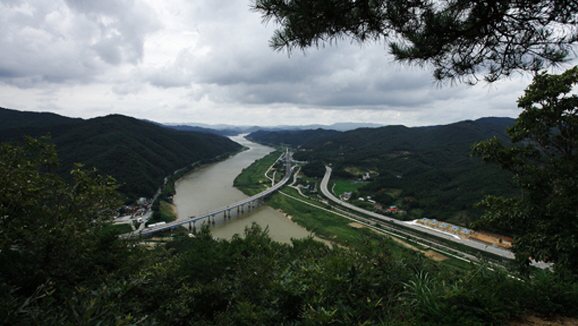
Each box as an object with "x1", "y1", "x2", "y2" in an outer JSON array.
[
  {"x1": 2, "y1": 66, "x2": 578, "y2": 324},
  {"x1": 2, "y1": 135, "x2": 578, "y2": 325},
  {"x1": 0, "y1": 107, "x2": 242, "y2": 201},
  {"x1": 249, "y1": 117, "x2": 517, "y2": 227}
]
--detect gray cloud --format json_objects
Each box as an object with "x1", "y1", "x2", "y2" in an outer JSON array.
[
  {"x1": 146, "y1": 49, "x2": 196, "y2": 88},
  {"x1": 0, "y1": 0, "x2": 159, "y2": 87},
  {"x1": 0, "y1": 0, "x2": 547, "y2": 127}
]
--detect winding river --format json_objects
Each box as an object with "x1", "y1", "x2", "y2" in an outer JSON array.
[{"x1": 173, "y1": 135, "x2": 315, "y2": 243}]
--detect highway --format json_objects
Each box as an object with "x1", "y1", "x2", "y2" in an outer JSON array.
[{"x1": 320, "y1": 166, "x2": 516, "y2": 260}]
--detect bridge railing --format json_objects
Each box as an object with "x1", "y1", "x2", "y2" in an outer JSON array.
[{"x1": 128, "y1": 150, "x2": 293, "y2": 238}]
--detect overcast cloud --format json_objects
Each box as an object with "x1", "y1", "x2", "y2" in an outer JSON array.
[{"x1": 0, "y1": 0, "x2": 572, "y2": 127}]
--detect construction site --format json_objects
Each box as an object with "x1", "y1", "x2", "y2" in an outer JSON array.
[{"x1": 416, "y1": 217, "x2": 513, "y2": 249}]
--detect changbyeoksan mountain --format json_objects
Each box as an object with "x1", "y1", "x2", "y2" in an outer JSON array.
[{"x1": 0, "y1": 107, "x2": 242, "y2": 200}]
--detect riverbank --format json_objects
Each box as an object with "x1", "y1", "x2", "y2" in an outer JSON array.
[
  {"x1": 233, "y1": 149, "x2": 282, "y2": 196},
  {"x1": 232, "y1": 149, "x2": 416, "y2": 253},
  {"x1": 156, "y1": 146, "x2": 249, "y2": 223},
  {"x1": 172, "y1": 136, "x2": 316, "y2": 243}
]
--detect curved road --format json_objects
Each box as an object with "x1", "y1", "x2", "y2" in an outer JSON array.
[{"x1": 321, "y1": 166, "x2": 516, "y2": 260}]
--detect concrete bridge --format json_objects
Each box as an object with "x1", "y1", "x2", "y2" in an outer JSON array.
[{"x1": 129, "y1": 150, "x2": 293, "y2": 238}]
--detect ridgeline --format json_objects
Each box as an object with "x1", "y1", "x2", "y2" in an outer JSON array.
[
  {"x1": 248, "y1": 118, "x2": 517, "y2": 226},
  {"x1": 0, "y1": 107, "x2": 242, "y2": 200}
]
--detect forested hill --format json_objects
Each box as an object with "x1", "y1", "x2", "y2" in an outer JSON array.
[
  {"x1": 248, "y1": 117, "x2": 517, "y2": 225},
  {"x1": 249, "y1": 117, "x2": 514, "y2": 151},
  {"x1": 247, "y1": 128, "x2": 341, "y2": 147},
  {"x1": 0, "y1": 107, "x2": 242, "y2": 200}
]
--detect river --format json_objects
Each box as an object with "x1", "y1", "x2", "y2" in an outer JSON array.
[{"x1": 173, "y1": 135, "x2": 316, "y2": 243}]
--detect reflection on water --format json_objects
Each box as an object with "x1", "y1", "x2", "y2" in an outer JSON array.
[{"x1": 173, "y1": 135, "x2": 316, "y2": 243}]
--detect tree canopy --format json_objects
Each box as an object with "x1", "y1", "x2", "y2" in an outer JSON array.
[
  {"x1": 0, "y1": 137, "x2": 124, "y2": 291},
  {"x1": 252, "y1": 0, "x2": 578, "y2": 83},
  {"x1": 472, "y1": 67, "x2": 578, "y2": 276},
  {"x1": 2, "y1": 137, "x2": 578, "y2": 324},
  {"x1": 0, "y1": 108, "x2": 243, "y2": 201}
]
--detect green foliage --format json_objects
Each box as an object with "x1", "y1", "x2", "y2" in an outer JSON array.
[
  {"x1": 0, "y1": 137, "x2": 122, "y2": 288},
  {"x1": 252, "y1": 0, "x2": 577, "y2": 83},
  {"x1": 160, "y1": 200, "x2": 178, "y2": 222},
  {"x1": 251, "y1": 118, "x2": 517, "y2": 224},
  {"x1": 155, "y1": 224, "x2": 578, "y2": 325},
  {"x1": 3, "y1": 136, "x2": 578, "y2": 325},
  {"x1": 301, "y1": 160, "x2": 325, "y2": 178},
  {"x1": 103, "y1": 223, "x2": 133, "y2": 234},
  {"x1": 0, "y1": 108, "x2": 242, "y2": 200},
  {"x1": 234, "y1": 150, "x2": 282, "y2": 195},
  {"x1": 0, "y1": 137, "x2": 149, "y2": 324},
  {"x1": 472, "y1": 67, "x2": 578, "y2": 276},
  {"x1": 248, "y1": 129, "x2": 340, "y2": 147},
  {"x1": 146, "y1": 200, "x2": 177, "y2": 226},
  {"x1": 331, "y1": 179, "x2": 366, "y2": 196}
]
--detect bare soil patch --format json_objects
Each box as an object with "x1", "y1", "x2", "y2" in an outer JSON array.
[
  {"x1": 422, "y1": 250, "x2": 449, "y2": 262},
  {"x1": 470, "y1": 231, "x2": 512, "y2": 248},
  {"x1": 348, "y1": 222, "x2": 448, "y2": 261}
]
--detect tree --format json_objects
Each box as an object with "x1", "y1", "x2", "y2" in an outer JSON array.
[
  {"x1": 302, "y1": 160, "x2": 326, "y2": 178},
  {"x1": 471, "y1": 67, "x2": 578, "y2": 275},
  {"x1": 0, "y1": 137, "x2": 123, "y2": 293},
  {"x1": 252, "y1": 0, "x2": 578, "y2": 83}
]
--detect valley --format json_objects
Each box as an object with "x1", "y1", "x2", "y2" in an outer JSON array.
[{"x1": 1, "y1": 107, "x2": 576, "y2": 325}]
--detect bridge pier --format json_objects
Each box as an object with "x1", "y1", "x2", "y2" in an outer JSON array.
[{"x1": 133, "y1": 156, "x2": 292, "y2": 238}]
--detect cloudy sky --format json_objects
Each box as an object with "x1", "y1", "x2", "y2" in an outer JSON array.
[{"x1": 0, "y1": 0, "x2": 570, "y2": 127}]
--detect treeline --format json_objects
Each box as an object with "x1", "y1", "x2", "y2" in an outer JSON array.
[
  {"x1": 247, "y1": 128, "x2": 340, "y2": 147},
  {"x1": 2, "y1": 137, "x2": 578, "y2": 325},
  {"x1": 248, "y1": 117, "x2": 517, "y2": 225},
  {"x1": 0, "y1": 107, "x2": 242, "y2": 201}
]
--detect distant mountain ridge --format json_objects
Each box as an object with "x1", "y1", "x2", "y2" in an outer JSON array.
[
  {"x1": 248, "y1": 117, "x2": 515, "y2": 149},
  {"x1": 247, "y1": 117, "x2": 517, "y2": 225},
  {"x1": 247, "y1": 129, "x2": 342, "y2": 147},
  {"x1": 162, "y1": 122, "x2": 384, "y2": 133},
  {"x1": 0, "y1": 107, "x2": 242, "y2": 200}
]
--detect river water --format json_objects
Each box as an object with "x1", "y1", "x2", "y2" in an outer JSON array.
[{"x1": 173, "y1": 135, "x2": 316, "y2": 243}]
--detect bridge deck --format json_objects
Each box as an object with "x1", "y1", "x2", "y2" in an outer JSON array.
[{"x1": 128, "y1": 150, "x2": 292, "y2": 238}]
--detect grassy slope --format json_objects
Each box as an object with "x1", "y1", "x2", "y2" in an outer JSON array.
[
  {"x1": 233, "y1": 150, "x2": 280, "y2": 195},
  {"x1": 233, "y1": 150, "x2": 459, "y2": 263}
]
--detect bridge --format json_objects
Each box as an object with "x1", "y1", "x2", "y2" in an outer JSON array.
[{"x1": 128, "y1": 150, "x2": 293, "y2": 238}]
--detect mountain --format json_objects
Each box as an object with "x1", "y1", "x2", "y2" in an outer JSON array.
[
  {"x1": 248, "y1": 117, "x2": 517, "y2": 225},
  {"x1": 166, "y1": 124, "x2": 240, "y2": 136},
  {"x1": 0, "y1": 107, "x2": 242, "y2": 200},
  {"x1": 162, "y1": 122, "x2": 383, "y2": 133},
  {"x1": 248, "y1": 118, "x2": 515, "y2": 160},
  {"x1": 247, "y1": 129, "x2": 341, "y2": 147}
]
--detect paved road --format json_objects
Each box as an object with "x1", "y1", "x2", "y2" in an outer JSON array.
[
  {"x1": 125, "y1": 150, "x2": 293, "y2": 238},
  {"x1": 320, "y1": 166, "x2": 516, "y2": 260}
]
